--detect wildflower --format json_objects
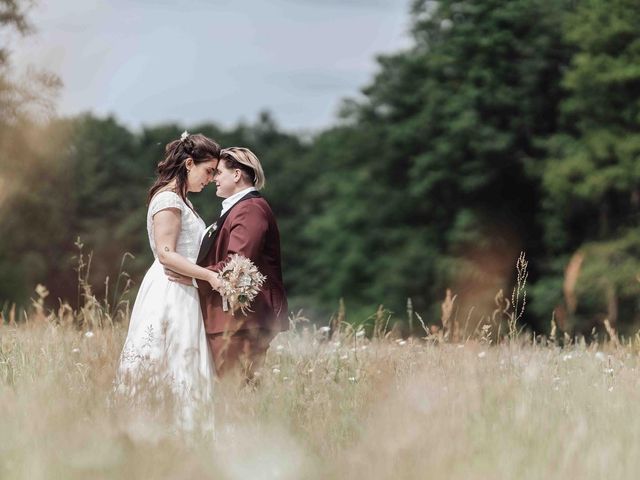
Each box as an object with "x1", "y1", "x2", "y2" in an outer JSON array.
[
  {"x1": 72, "y1": 348, "x2": 80, "y2": 353},
  {"x1": 478, "y1": 351, "x2": 486, "y2": 358},
  {"x1": 595, "y1": 352, "x2": 606, "y2": 362},
  {"x1": 398, "y1": 340, "x2": 407, "y2": 346},
  {"x1": 457, "y1": 344, "x2": 465, "y2": 349},
  {"x1": 272, "y1": 368, "x2": 281, "y2": 375},
  {"x1": 276, "y1": 345, "x2": 284, "y2": 352},
  {"x1": 348, "y1": 377, "x2": 356, "y2": 383},
  {"x1": 562, "y1": 354, "x2": 572, "y2": 362},
  {"x1": 340, "y1": 354, "x2": 348, "y2": 360},
  {"x1": 35, "y1": 284, "x2": 49, "y2": 299},
  {"x1": 319, "y1": 326, "x2": 331, "y2": 334},
  {"x1": 356, "y1": 329, "x2": 365, "y2": 338},
  {"x1": 84, "y1": 331, "x2": 94, "y2": 339}
]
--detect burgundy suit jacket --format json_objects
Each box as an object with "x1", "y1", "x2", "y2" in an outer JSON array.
[{"x1": 196, "y1": 195, "x2": 288, "y2": 335}]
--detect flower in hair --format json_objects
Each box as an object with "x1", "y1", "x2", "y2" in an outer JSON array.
[{"x1": 180, "y1": 130, "x2": 189, "y2": 142}]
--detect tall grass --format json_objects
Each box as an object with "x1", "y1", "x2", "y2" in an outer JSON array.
[{"x1": 2, "y1": 252, "x2": 640, "y2": 479}]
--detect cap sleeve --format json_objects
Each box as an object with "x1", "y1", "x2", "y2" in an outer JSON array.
[{"x1": 149, "y1": 191, "x2": 184, "y2": 217}]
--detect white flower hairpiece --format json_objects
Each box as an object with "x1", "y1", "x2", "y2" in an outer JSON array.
[{"x1": 180, "y1": 130, "x2": 189, "y2": 142}]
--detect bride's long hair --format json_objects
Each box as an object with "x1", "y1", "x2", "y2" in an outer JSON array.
[{"x1": 148, "y1": 133, "x2": 221, "y2": 205}]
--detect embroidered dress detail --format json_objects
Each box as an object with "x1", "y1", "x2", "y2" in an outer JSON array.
[{"x1": 115, "y1": 191, "x2": 215, "y2": 430}]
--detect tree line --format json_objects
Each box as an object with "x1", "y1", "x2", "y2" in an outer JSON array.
[{"x1": 2, "y1": 0, "x2": 640, "y2": 335}]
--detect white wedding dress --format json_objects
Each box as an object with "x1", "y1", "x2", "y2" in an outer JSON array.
[{"x1": 116, "y1": 191, "x2": 215, "y2": 429}]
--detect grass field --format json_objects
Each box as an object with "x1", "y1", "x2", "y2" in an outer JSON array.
[{"x1": 2, "y1": 303, "x2": 640, "y2": 480}]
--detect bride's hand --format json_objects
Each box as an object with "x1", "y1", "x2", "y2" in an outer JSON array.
[
  {"x1": 207, "y1": 271, "x2": 222, "y2": 291},
  {"x1": 165, "y1": 267, "x2": 194, "y2": 286}
]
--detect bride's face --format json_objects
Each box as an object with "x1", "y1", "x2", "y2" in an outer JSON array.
[{"x1": 186, "y1": 158, "x2": 217, "y2": 193}]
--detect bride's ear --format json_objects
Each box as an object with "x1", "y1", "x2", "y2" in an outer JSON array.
[{"x1": 185, "y1": 158, "x2": 194, "y2": 171}]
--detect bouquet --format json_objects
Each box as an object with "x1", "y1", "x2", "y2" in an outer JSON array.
[{"x1": 217, "y1": 254, "x2": 266, "y2": 315}]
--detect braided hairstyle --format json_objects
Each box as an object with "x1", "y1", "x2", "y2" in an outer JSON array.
[{"x1": 148, "y1": 132, "x2": 221, "y2": 206}]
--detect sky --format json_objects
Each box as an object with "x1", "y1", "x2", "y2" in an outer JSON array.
[{"x1": 10, "y1": 0, "x2": 412, "y2": 133}]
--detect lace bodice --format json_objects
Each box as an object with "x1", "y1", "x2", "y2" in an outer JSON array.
[{"x1": 147, "y1": 191, "x2": 206, "y2": 262}]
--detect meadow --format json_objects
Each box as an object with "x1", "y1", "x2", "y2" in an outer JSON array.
[
  {"x1": 3, "y1": 1, "x2": 640, "y2": 476},
  {"x1": 2, "y1": 286, "x2": 640, "y2": 480}
]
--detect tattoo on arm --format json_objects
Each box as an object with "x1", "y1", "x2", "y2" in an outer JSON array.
[{"x1": 164, "y1": 246, "x2": 170, "y2": 252}]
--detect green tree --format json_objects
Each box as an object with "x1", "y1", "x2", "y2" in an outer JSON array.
[
  {"x1": 301, "y1": 0, "x2": 573, "y2": 325},
  {"x1": 538, "y1": 0, "x2": 640, "y2": 332},
  {"x1": 0, "y1": 0, "x2": 62, "y2": 307}
]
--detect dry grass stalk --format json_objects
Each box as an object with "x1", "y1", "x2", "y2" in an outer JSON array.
[
  {"x1": 550, "y1": 315, "x2": 557, "y2": 344},
  {"x1": 509, "y1": 251, "x2": 528, "y2": 340},
  {"x1": 372, "y1": 305, "x2": 390, "y2": 340},
  {"x1": 440, "y1": 288, "x2": 457, "y2": 341},
  {"x1": 330, "y1": 298, "x2": 346, "y2": 339},
  {"x1": 603, "y1": 318, "x2": 620, "y2": 348}
]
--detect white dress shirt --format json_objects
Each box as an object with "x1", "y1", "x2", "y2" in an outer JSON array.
[{"x1": 220, "y1": 186, "x2": 257, "y2": 217}]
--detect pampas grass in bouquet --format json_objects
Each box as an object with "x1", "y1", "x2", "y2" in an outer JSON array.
[{"x1": 218, "y1": 254, "x2": 266, "y2": 315}]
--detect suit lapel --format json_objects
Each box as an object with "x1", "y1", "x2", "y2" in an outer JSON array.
[{"x1": 196, "y1": 190, "x2": 261, "y2": 265}]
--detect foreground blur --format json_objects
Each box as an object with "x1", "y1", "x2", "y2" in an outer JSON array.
[{"x1": 2, "y1": 313, "x2": 640, "y2": 480}]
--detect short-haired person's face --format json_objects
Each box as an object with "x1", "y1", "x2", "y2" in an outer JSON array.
[
  {"x1": 186, "y1": 157, "x2": 217, "y2": 193},
  {"x1": 213, "y1": 159, "x2": 240, "y2": 198}
]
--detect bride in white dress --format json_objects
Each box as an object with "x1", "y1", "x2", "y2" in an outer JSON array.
[{"x1": 116, "y1": 132, "x2": 223, "y2": 429}]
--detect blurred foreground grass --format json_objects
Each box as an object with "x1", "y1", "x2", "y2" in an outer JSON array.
[{"x1": 3, "y1": 312, "x2": 640, "y2": 480}]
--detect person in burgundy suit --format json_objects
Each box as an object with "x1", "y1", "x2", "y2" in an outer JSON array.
[{"x1": 169, "y1": 147, "x2": 288, "y2": 379}]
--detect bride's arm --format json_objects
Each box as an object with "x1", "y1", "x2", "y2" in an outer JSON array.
[{"x1": 153, "y1": 208, "x2": 222, "y2": 290}]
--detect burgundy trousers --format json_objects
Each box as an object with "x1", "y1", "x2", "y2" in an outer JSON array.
[{"x1": 207, "y1": 328, "x2": 274, "y2": 379}]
